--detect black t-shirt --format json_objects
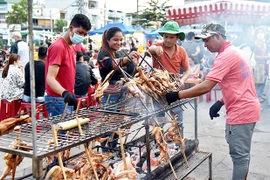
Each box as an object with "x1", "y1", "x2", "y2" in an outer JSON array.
[
  {"x1": 75, "y1": 61, "x2": 92, "y2": 96},
  {"x1": 24, "y1": 61, "x2": 45, "y2": 97},
  {"x1": 97, "y1": 51, "x2": 135, "y2": 84}
]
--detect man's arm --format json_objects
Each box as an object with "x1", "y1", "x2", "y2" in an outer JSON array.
[
  {"x1": 178, "y1": 79, "x2": 217, "y2": 98},
  {"x1": 46, "y1": 64, "x2": 65, "y2": 96},
  {"x1": 181, "y1": 67, "x2": 191, "y2": 84},
  {"x1": 148, "y1": 45, "x2": 163, "y2": 56}
]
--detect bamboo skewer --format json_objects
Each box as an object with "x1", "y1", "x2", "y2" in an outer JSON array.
[
  {"x1": 51, "y1": 124, "x2": 67, "y2": 180},
  {"x1": 176, "y1": 125, "x2": 189, "y2": 167},
  {"x1": 75, "y1": 99, "x2": 83, "y2": 135},
  {"x1": 11, "y1": 129, "x2": 21, "y2": 180},
  {"x1": 137, "y1": 97, "x2": 178, "y2": 180},
  {"x1": 62, "y1": 103, "x2": 68, "y2": 119},
  {"x1": 118, "y1": 128, "x2": 130, "y2": 179},
  {"x1": 157, "y1": 124, "x2": 178, "y2": 180},
  {"x1": 11, "y1": 156, "x2": 17, "y2": 180},
  {"x1": 75, "y1": 100, "x2": 99, "y2": 180}
]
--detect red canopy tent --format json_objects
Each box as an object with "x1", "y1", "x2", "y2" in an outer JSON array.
[{"x1": 166, "y1": 0, "x2": 270, "y2": 26}]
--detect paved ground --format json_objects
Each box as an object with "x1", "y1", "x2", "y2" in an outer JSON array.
[
  {"x1": 182, "y1": 90, "x2": 270, "y2": 180},
  {"x1": 0, "y1": 88, "x2": 269, "y2": 179}
]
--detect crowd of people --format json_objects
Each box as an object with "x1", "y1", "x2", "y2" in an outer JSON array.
[
  {"x1": 0, "y1": 14, "x2": 97, "y2": 117},
  {"x1": 0, "y1": 12, "x2": 267, "y2": 179}
]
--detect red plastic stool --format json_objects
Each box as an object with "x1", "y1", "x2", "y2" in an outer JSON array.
[
  {"x1": 76, "y1": 96, "x2": 90, "y2": 109},
  {"x1": 88, "y1": 86, "x2": 95, "y2": 95},
  {"x1": 89, "y1": 94, "x2": 98, "y2": 106},
  {"x1": 20, "y1": 102, "x2": 49, "y2": 120},
  {"x1": 0, "y1": 99, "x2": 22, "y2": 121}
]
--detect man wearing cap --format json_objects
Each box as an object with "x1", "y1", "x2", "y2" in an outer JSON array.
[
  {"x1": 166, "y1": 23, "x2": 260, "y2": 180},
  {"x1": 148, "y1": 21, "x2": 190, "y2": 133}
]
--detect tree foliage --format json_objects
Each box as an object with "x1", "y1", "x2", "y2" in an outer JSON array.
[
  {"x1": 5, "y1": 0, "x2": 28, "y2": 26},
  {"x1": 133, "y1": 0, "x2": 169, "y2": 28},
  {"x1": 54, "y1": 19, "x2": 68, "y2": 33}
]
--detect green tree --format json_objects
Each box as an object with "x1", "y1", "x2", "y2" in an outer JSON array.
[
  {"x1": 133, "y1": 0, "x2": 169, "y2": 28},
  {"x1": 5, "y1": 0, "x2": 28, "y2": 26},
  {"x1": 54, "y1": 19, "x2": 67, "y2": 33}
]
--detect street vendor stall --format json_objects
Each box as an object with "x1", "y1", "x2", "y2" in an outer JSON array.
[
  {"x1": 0, "y1": 45, "x2": 212, "y2": 180},
  {"x1": 0, "y1": 1, "x2": 214, "y2": 179},
  {"x1": 166, "y1": 0, "x2": 270, "y2": 26},
  {"x1": 0, "y1": 48, "x2": 213, "y2": 180}
]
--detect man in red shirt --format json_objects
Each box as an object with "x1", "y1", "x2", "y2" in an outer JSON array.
[
  {"x1": 166, "y1": 23, "x2": 260, "y2": 179},
  {"x1": 45, "y1": 14, "x2": 91, "y2": 116},
  {"x1": 148, "y1": 21, "x2": 190, "y2": 133},
  {"x1": 74, "y1": 43, "x2": 86, "y2": 53}
]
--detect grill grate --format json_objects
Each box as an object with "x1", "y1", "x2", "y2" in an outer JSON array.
[
  {"x1": 0, "y1": 97, "x2": 195, "y2": 180},
  {"x1": 0, "y1": 97, "x2": 192, "y2": 159}
]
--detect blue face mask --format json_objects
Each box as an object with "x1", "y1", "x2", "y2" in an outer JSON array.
[{"x1": 70, "y1": 32, "x2": 84, "y2": 44}]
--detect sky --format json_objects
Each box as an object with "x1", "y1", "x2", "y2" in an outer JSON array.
[{"x1": 106, "y1": 0, "x2": 184, "y2": 13}]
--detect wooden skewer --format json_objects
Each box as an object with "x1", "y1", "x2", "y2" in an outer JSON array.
[
  {"x1": 75, "y1": 100, "x2": 99, "y2": 180},
  {"x1": 11, "y1": 127, "x2": 23, "y2": 180},
  {"x1": 75, "y1": 99, "x2": 83, "y2": 135},
  {"x1": 51, "y1": 124, "x2": 67, "y2": 180},
  {"x1": 62, "y1": 103, "x2": 68, "y2": 119},
  {"x1": 176, "y1": 125, "x2": 189, "y2": 167},
  {"x1": 124, "y1": 134, "x2": 129, "y2": 144},
  {"x1": 152, "y1": 117, "x2": 178, "y2": 179},
  {"x1": 118, "y1": 128, "x2": 130, "y2": 179}
]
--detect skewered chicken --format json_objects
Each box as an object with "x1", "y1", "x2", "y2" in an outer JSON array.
[
  {"x1": 164, "y1": 115, "x2": 189, "y2": 167},
  {"x1": 151, "y1": 126, "x2": 162, "y2": 144},
  {"x1": 0, "y1": 115, "x2": 31, "y2": 136},
  {"x1": 151, "y1": 126, "x2": 169, "y2": 164},
  {"x1": 121, "y1": 78, "x2": 146, "y2": 100},
  {"x1": 68, "y1": 149, "x2": 112, "y2": 175},
  {"x1": 111, "y1": 153, "x2": 137, "y2": 180},
  {"x1": 44, "y1": 166, "x2": 77, "y2": 180},
  {"x1": 95, "y1": 70, "x2": 115, "y2": 103},
  {"x1": 80, "y1": 162, "x2": 110, "y2": 180},
  {"x1": 0, "y1": 138, "x2": 31, "y2": 180}
]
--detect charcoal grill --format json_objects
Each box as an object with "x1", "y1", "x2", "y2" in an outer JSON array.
[{"x1": 0, "y1": 96, "x2": 195, "y2": 179}]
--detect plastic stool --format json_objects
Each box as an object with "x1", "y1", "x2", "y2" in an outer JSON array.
[
  {"x1": 76, "y1": 96, "x2": 90, "y2": 109},
  {"x1": 0, "y1": 99, "x2": 22, "y2": 121},
  {"x1": 89, "y1": 94, "x2": 98, "y2": 106},
  {"x1": 20, "y1": 102, "x2": 49, "y2": 120}
]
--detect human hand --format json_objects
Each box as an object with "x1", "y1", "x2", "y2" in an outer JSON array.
[
  {"x1": 209, "y1": 100, "x2": 224, "y2": 120},
  {"x1": 155, "y1": 46, "x2": 163, "y2": 56},
  {"x1": 62, "y1": 90, "x2": 77, "y2": 108},
  {"x1": 166, "y1": 92, "x2": 180, "y2": 105},
  {"x1": 128, "y1": 51, "x2": 140, "y2": 64},
  {"x1": 179, "y1": 79, "x2": 185, "y2": 89}
]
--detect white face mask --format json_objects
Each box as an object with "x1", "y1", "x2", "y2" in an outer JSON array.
[
  {"x1": 257, "y1": 33, "x2": 265, "y2": 40},
  {"x1": 11, "y1": 39, "x2": 15, "y2": 43}
]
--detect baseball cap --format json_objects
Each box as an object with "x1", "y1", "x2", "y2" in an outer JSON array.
[
  {"x1": 158, "y1": 21, "x2": 185, "y2": 41},
  {"x1": 195, "y1": 23, "x2": 226, "y2": 39}
]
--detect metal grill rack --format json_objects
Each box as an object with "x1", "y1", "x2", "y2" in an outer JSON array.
[{"x1": 0, "y1": 97, "x2": 207, "y2": 179}]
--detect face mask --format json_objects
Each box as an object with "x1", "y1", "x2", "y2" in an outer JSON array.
[
  {"x1": 70, "y1": 32, "x2": 84, "y2": 44},
  {"x1": 11, "y1": 39, "x2": 15, "y2": 43},
  {"x1": 257, "y1": 33, "x2": 265, "y2": 40}
]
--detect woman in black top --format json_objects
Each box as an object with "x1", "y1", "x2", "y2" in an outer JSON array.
[
  {"x1": 98, "y1": 27, "x2": 140, "y2": 104},
  {"x1": 97, "y1": 27, "x2": 140, "y2": 152}
]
